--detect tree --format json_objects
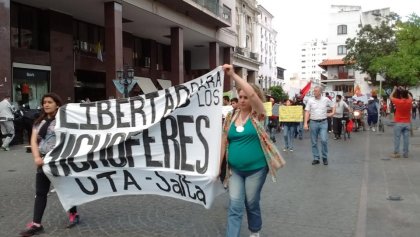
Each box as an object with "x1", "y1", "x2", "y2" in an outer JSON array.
[
  {"x1": 269, "y1": 86, "x2": 288, "y2": 102},
  {"x1": 344, "y1": 13, "x2": 400, "y2": 86},
  {"x1": 371, "y1": 14, "x2": 420, "y2": 87}
]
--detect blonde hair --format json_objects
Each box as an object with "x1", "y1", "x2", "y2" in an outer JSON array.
[{"x1": 237, "y1": 83, "x2": 265, "y2": 102}]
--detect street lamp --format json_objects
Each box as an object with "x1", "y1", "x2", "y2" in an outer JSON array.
[
  {"x1": 116, "y1": 67, "x2": 134, "y2": 98},
  {"x1": 258, "y1": 75, "x2": 263, "y2": 90}
]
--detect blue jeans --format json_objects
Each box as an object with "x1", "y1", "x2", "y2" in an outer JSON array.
[
  {"x1": 226, "y1": 166, "x2": 268, "y2": 237},
  {"x1": 393, "y1": 123, "x2": 410, "y2": 156},
  {"x1": 310, "y1": 120, "x2": 328, "y2": 160},
  {"x1": 283, "y1": 124, "x2": 295, "y2": 149},
  {"x1": 297, "y1": 122, "x2": 303, "y2": 138}
]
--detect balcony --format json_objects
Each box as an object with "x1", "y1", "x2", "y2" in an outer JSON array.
[
  {"x1": 250, "y1": 52, "x2": 259, "y2": 61},
  {"x1": 338, "y1": 72, "x2": 348, "y2": 79},
  {"x1": 155, "y1": 0, "x2": 232, "y2": 28},
  {"x1": 235, "y1": 47, "x2": 244, "y2": 55},
  {"x1": 321, "y1": 73, "x2": 356, "y2": 83}
]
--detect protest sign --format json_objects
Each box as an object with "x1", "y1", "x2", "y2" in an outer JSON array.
[
  {"x1": 279, "y1": 105, "x2": 303, "y2": 122},
  {"x1": 263, "y1": 102, "x2": 272, "y2": 116},
  {"x1": 43, "y1": 67, "x2": 225, "y2": 210}
]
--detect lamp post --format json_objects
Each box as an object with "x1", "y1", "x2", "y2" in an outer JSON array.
[
  {"x1": 116, "y1": 67, "x2": 134, "y2": 98},
  {"x1": 376, "y1": 73, "x2": 385, "y2": 132},
  {"x1": 258, "y1": 75, "x2": 263, "y2": 91}
]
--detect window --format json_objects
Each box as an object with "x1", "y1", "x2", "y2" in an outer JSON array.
[
  {"x1": 337, "y1": 25, "x2": 347, "y2": 35},
  {"x1": 11, "y1": 3, "x2": 50, "y2": 51},
  {"x1": 74, "y1": 20, "x2": 105, "y2": 56},
  {"x1": 338, "y1": 66, "x2": 348, "y2": 73},
  {"x1": 334, "y1": 85, "x2": 353, "y2": 93},
  {"x1": 337, "y1": 45, "x2": 347, "y2": 55},
  {"x1": 222, "y1": 5, "x2": 231, "y2": 23},
  {"x1": 133, "y1": 37, "x2": 152, "y2": 68}
]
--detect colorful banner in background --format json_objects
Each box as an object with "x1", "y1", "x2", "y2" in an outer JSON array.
[{"x1": 43, "y1": 67, "x2": 225, "y2": 210}]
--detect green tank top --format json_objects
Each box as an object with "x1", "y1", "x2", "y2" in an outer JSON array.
[{"x1": 227, "y1": 119, "x2": 267, "y2": 171}]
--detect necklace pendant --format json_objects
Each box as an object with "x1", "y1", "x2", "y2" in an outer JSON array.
[{"x1": 236, "y1": 125, "x2": 244, "y2": 133}]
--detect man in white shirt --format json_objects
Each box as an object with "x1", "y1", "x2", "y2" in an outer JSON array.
[
  {"x1": 0, "y1": 96, "x2": 15, "y2": 151},
  {"x1": 333, "y1": 95, "x2": 351, "y2": 139},
  {"x1": 304, "y1": 86, "x2": 335, "y2": 165}
]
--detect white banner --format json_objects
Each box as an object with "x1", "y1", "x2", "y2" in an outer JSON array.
[{"x1": 43, "y1": 67, "x2": 225, "y2": 210}]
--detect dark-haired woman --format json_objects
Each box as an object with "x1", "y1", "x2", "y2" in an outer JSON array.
[{"x1": 19, "y1": 93, "x2": 79, "y2": 237}]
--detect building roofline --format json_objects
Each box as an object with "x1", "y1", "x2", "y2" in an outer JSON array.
[{"x1": 257, "y1": 5, "x2": 274, "y2": 18}]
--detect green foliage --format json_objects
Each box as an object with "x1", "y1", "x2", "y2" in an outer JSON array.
[
  {"x1": 345, "y1": 13, "x2": 420, "y2": 87},
  {"x1": 344, "y1": 13, "x2": 399, "y2": 84},
  {"x1": 371, "y1": 14, "x2": 420, "y2": 86},
  {"x1": 269, "y1": 86, "x2": 288, "y2": 102}
]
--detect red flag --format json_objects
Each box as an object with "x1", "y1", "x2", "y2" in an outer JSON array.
[{"x1": 300, "y1": 81, "x2": 311, "y2": 99}]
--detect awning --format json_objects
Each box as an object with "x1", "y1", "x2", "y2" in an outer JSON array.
[
  {"x1": 157, "y1": 79, "x2": 172, "y2": 89},
  {"x1": 136, "y1": 77, "x2": 157, "y2": 94},
  {"x1": 318, "y1": 59, "x2": 346, "y2": 70}
]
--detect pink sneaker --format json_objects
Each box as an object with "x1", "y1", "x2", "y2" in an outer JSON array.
[{"x1": 67, "y1": 213, "x2": 80, "y2": 228}]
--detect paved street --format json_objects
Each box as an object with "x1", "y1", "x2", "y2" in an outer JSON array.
[{"x1": 1, "y1": 118, "x2": 420, "y2": 237}]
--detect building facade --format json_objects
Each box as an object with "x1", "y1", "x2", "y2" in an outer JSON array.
[
  {"x1": 256, "y1": 5, "x2": 280, "y2": 91},
  {"x1": 231, "y1": 0, "x2": 260, "y2": 90},
  {"x1": 299, "y1": 39, "x2": 328, "y2": 84},
  {"x1": 320, "y1": 5, "x2": 390, "y2": 97},
  {"x1": 0, "y1": 0, "x2": 236, "y2": 107},
  {"x1": 320, "y1": 5, "x2": 362, "y2": 97}
]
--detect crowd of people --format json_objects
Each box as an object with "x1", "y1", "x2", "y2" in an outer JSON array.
[{"x1": 0, "y1": 64, "x2": 417, "y2": 237}]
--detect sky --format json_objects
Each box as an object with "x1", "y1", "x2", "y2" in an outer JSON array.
[{"x1": 257, "y1": 0, "x2": 420, "y2": 79}]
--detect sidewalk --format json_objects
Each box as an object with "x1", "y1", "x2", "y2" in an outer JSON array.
[{"x1": 362, "y1": 117, "x2": 420, "y2": 237}]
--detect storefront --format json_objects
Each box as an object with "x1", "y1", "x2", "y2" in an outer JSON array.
[{"x1": 12, "y1": 63, "x2": 50, "y2": 109}]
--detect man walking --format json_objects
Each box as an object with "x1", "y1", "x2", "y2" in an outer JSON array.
[
  {"x1": 304, "y1": 86, "x2": 335, "y2": 165},
  {"x1": 332, "y1": 95, "x2": 351, "y2": 139},
  {"x1": 412, "y1": 99, "x2": 417, "y2": 120},
  {"x1": 390, "y1": 86, "x2": 412, "y2": 158},
  {"x1": 0, "y1": 96, "x2": 15, "y2": 151},
  {"x1": 294, "y1": 96, "x2": 305, "y2": 140}
]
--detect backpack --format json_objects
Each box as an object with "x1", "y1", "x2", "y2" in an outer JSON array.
[{"x1": 367, "y1": 102, "x2": 378, "y2": 114}]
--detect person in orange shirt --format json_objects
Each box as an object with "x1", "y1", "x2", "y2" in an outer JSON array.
[{"x1": 390, "y1": 86, "x2": 412, "y2": 158}]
